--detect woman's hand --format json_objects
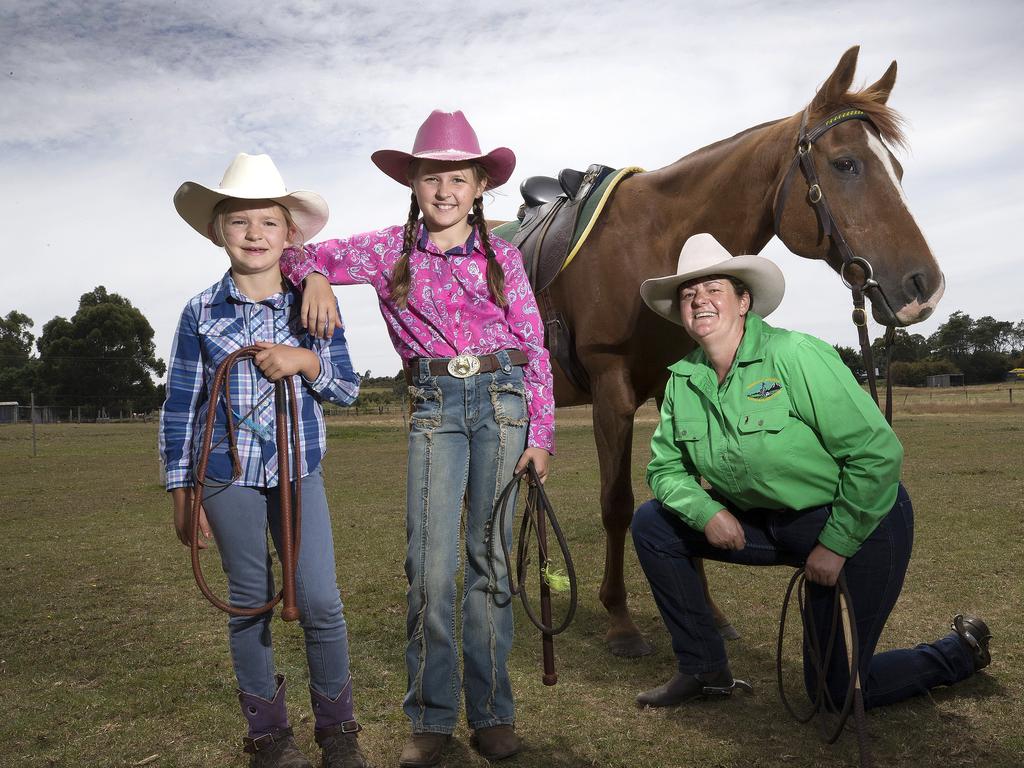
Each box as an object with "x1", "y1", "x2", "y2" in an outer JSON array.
[
  {"x1": 300, "y1": 273, "x2": 342, "y2": 339},
  {"x1": 515, "y1": 447, "x2": 551, "y2": 484},
  {"x1": 703, "y1": 509, "x2": 746, "y2": 550},
  {"x1": 804, "y1": 544, "x2": 847, "y2": 586},
  {"x1": 172, "y1": 487, "x2": 211, "y2": 549},
  {"x1": 253, "y1": 342, "x2": 320, "y2": 381}
]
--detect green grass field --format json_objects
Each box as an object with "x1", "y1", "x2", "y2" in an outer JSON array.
[{"x1": 2, "y1": 397, "x2": 1022, "y2": 767}]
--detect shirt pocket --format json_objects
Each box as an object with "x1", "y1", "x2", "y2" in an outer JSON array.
[
  {"x1": 198, "y1": 317, "x2": 247, "y2": 363},
  {"x1": 737, "y1": 407, "x2": 791, "y2": 484},
  {"x1": 673, "y1": 415, "x2": 708, "y2": 443}
]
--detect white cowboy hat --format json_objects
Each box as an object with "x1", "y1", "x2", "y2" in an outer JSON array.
[
  {"x1": 173, "y1": 153, "x2": 329, "y2": 242},
  {"x1": 640, "y1": 233, "x2": 785, "y2": 325}
]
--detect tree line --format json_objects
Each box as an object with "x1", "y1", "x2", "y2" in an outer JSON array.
[
  {"x1": 834, "y1": 311, "x2": 1024, "y2": 386},
  {"x1": 3, "y1": 289, "x2": 1022, "y2": 422}
]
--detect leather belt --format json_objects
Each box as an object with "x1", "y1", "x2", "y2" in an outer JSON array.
[{"x1": 406, "y1": 349, "x2": 528, "y2": 381}]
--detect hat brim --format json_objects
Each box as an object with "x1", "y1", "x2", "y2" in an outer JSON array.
[
  {"x1": 370, "y1": 147, "x2": 516, "y2": 190},
  {"x1": 173, "y1": 182, "x2": 329, "y2": 244},
  {"x1": 640, "y1": 254, "x2": 786, "y2": 325}
]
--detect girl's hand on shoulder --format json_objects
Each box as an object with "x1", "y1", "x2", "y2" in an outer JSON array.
[
  {"x1": 172, "y1": 487, "x2": 211, "y2": 549},
  {"x1": 804, "y1": 544, "x2": 847, "y2": 586},
  {"x1": 703, "y1": 509, "x2": 746, "y2": 550},
  {"x1": 301, "y1": 273, "x2": 342, "y2": 339},
  {"x1": 253, "y1": 341, "x2": 320, "y2": 381},
  {"x1": 515, "y1": 447, "x2": 551, "y2": 484}
]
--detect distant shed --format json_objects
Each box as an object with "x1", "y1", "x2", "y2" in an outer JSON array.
[
  {"x1": 926, "y1": 374, "x2": 965, "y2": 388},
  {"x1": 0, "y1": 402, "x2": 18, "y2": 424}
]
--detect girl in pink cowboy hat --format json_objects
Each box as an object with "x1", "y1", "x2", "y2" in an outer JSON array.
[{"x1": 279, "y1": 111, "x2": 553, "y2": 766}]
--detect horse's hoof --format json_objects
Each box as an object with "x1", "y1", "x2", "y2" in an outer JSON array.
[
  {"x1": 716, "y1": 623, "x2": 741, "y2": 641},
  {"x1": 608, "y1": 634, "x2": 655, "y2": 658}
]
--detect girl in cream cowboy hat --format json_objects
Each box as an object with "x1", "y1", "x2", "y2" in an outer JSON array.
[
  {"x1": 630, "y1": 233, "x2": 992, "y2": 715},
  {"x1": 162, "y1": 153, "x2": 371, "y2": 768},
  {"x1": 278, "y1": 110, "x2": 554, "y2": 767}
]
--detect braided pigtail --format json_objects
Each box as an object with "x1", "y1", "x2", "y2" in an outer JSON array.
[
  {"x1": 473, "y1": 195, "x2": 507, "y2": 308},
  {"x1": 389, "y1": 192, "x2": 421, "y2": 309}
]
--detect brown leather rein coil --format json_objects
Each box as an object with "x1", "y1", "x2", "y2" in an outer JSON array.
[
  {"x1": 491, "y1": 463, "x2": 578, "y2": 685},
  {"x1": 190, "y1": 345, "x2": 302, "y2": 621}
]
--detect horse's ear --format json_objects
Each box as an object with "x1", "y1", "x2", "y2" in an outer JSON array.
[
  {"x1": 865, "y1": 60, "x2": 898, "y2": 105},
  {"x1": 811, "y1": 45, "x2": 860, "y2": 111}
]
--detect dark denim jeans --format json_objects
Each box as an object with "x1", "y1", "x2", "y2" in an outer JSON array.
[{"x1": 631, "y1": 484, "x2": 975, "y2": 709}]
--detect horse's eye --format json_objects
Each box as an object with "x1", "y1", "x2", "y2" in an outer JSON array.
[{"x1": 833, "y1": 158, "x2": 858, "y2": 175}]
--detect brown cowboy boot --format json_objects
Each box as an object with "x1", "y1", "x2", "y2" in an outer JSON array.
[
  {"x1": 636, "y1": 666, "x2": 739, "y2": 708},
  {"x1": 398, "y1": 733, "x2": 450, "y2": 768},
  {"x1": 310, "y1": 680, "x2": 371, "y2": 768},
  {"x1": 952, "y1": 614, "x2": 993, "y2": 670},
  {"x1": 239, "y1": 675, "x2": 313, "y2": 768},
  {"x1": 469, "y1": 725, "x2": 523, "y2": 761}
]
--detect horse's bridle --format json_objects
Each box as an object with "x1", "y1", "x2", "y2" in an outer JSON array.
[{"x1": 773, "y1": 106, "x2": 894, "y2": 423}]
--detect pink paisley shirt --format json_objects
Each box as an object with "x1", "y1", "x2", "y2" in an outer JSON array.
[{"x1": 280, "y1": 224, "x2": 555, "y2": 452}]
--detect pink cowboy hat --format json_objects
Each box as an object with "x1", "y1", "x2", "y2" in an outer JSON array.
[{"x1": 371, "y1": 110, "x2": 516, "y2": 190}]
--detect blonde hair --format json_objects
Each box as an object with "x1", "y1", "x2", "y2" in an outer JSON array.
[
  {"x1": 209, "y1": 198, "x2": 304, "y2": 247},
  {"x1": 388, "y1": 162, "x2": 506, "y2": 309}
]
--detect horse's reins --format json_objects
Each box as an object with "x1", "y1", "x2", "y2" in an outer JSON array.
[
  {"x1": 772, "y1": 108, "x2": 905, "y2": 768},
  {"x1": 490, "y1": 462, "x2": 578, "y2": 685},
  {"x1": 773, "y1": 105, "x2": 895, "y2": 425},
  {"x1": 190, "y1": 345, "x2": 302, "y2": 621},
  {"x1": 777, "y1": 570, "x2": 870, "y2": 768}
]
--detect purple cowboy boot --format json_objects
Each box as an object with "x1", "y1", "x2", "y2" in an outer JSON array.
[
  {"x1": 310, "y1": 677, "x2": 370, "y2": 768},
  {"x1": 238, "y1": 675, "x2": 312, "y2": 768}
]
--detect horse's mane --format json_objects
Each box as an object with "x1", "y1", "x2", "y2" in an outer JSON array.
[{"x1": 827, "y1": 85, "x2": 908, "y2": 150}]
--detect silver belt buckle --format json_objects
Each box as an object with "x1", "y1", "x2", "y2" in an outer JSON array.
[{"x1": 447, "y1": 354, "x2": 481, "y2": 378}]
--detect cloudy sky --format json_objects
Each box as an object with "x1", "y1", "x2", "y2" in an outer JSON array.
[{"x1": 3, "y1": 0, "x2": 1022, "y2": 379}]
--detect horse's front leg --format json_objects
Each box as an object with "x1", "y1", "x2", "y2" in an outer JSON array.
[{"x1": 591, "y1": 369, "x2": 654, "y2": 657}]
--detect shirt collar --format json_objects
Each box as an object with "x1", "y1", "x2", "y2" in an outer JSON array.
[
  {"x1": 668, "y1": 312, "x2": 767, "y2": 376},
  {"x1": 416, "y1": 221, "x2": 481, "y2": 257},
  {"x1": 207, "y1": 271, "x2": 295, "y2": 310}
]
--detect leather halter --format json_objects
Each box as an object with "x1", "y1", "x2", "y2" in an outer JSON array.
[{"x1": 773, "y1": 107, "x2": 894, "y2": 424}]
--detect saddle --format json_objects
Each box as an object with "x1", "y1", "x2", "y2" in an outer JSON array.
[
  {"x1": 512, "y1": 164, "x2": 616, "y2": 294},
  {"x1": 491, "y1": 164, "x2": 641, "y2": 394}
]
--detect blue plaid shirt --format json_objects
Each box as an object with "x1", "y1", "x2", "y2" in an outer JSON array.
[{"x1": 159, "y1": 272, "x2": 360, "y2": 490}]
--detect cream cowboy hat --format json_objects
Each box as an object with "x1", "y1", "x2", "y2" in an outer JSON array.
[
  {"x1": 173, "y1": 153, "x2": 329, "y2": 242},
  {"x1": 640, "y1": 233, "x2": 785, "y2": 325},
  {"x1": 371, "y1": 110, "x2": 516, "y2": 190}
]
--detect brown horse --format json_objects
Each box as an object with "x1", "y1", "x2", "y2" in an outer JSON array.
[{"x1": 546, "y1": 46, "x2": 944, "y2": 656}]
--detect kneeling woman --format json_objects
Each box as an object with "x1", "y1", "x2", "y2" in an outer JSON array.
[{"x1": 631, "y1": 233, "x2": 991, "y2": 708}]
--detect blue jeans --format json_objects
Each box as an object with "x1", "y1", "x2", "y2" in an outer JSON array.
[
  {"x1": 403, "y1": 352, "x2": 528, "y2": 733},
  {"x1": 631, "y1": 484, "x2": 975, "y2": 709},
  {"x1": 202, "y1": 466, "x2": 351, "y2": 701}
]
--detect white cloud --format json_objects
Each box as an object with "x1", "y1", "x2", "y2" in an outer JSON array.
[{"x1": 2, "y1": 0, "x2": 1022, "y2": 379}]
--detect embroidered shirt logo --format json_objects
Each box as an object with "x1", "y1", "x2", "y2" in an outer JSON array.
[{"x1": 746, "y1": 379, "x2": 783, "y2": 401}]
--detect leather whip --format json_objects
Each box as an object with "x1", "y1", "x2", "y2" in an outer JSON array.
[{"x1": 189, "y1": 345, "x2": 302, "y2": 621}]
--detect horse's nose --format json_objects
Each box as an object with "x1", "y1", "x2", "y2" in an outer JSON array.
[{"x1": 901, "y1": 269, "x2": 932, "y2": 303}]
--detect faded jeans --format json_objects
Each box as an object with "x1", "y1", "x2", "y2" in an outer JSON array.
[
  {"x1": 201, "y1": 466, "x2": 352, "y2": 701},
  {"x1": 403, "y1": 352, "x2": 528, "y2": 733},
  {"x1": 631, "y1": 484, "x2": 976, "y2": 709}
]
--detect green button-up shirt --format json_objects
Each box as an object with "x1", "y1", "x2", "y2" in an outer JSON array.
[{"x1": 646, "y1": 313, "x2": 903, "y2": 557}]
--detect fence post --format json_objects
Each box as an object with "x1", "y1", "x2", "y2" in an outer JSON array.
[{"x1": 31, "y1": 392, "x2": 37, "y2": 457}]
